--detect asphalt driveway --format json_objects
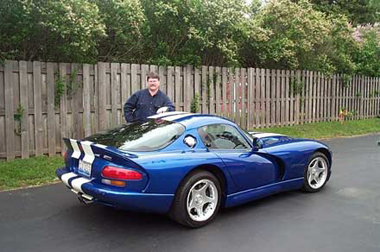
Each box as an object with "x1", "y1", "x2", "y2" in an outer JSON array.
[{"x1": 0, "y1": 134, "x2": 379, "y2": 252}]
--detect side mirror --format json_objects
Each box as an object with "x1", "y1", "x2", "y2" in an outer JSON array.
[{"x1": 252, "y1": 137, "x2": 262, "y2": 151}]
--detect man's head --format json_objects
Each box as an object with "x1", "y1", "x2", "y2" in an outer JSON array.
[{"x1": 147, "y1": 72, "x2": 160, "y2": 94}]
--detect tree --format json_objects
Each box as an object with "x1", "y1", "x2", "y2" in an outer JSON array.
[
  {"x1": 0, "y1": 0, "x2": 105, "y2": 62},
  {"x1": 240, "y1": 0, "x2": 357, "y2": 75},
  {"x1": 95, "y1": 0, "x2": 146, "y2": 63},
  {"x1": 140, "y1": 0, "x2": 248, "y2": 66},
  {"x1": 307, "y1": 0, "x2": 380, "y2": 25},
  {"x1": 353, "y1": 25, "x2": 380, "y2": 77}
]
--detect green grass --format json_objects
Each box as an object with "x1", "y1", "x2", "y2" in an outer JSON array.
[
  {"x1": 0, "y1": 118, "x2": 379, "y2": 191},
  {"x1": 253, "y1": 118, "x2": 380, "y2": 139},
  {"x1": 0, "y1": 156, "x2": 64, "y2": 191}
]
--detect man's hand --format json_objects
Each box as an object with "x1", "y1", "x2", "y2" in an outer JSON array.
[{"x1": 156, "y1": 106, "x2": 169, "y2": 114}]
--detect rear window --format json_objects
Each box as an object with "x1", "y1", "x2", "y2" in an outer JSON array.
[{"x1": 84, "y1": 119, "x2": 185, "y2": 151}]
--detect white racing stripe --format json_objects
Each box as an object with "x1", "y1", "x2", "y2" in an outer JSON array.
[
  {"x1": 81, "y1": 141, "x2": 95, "y2": 164},
  {"x1": 61, "y1": 172, "x2": 77, "y2": 188},
  {"x1": 70, "y1": 139, "x2": 81, "y2": 159},
  {"x1": 148, "y1": 111, "x2": 188, "y2": 119},
  {"x1": 250, "y1": 132, "x2": 284, "y2": 138},
  {"x1": 94, "y1": 143, "x2": 107, "y2": 149},
  {"x1": 71, "y1": 177, "x2": 91, "y2": 193},
  {"x1": 163, "y1": 113, "x2": 195, "y2": 121}
]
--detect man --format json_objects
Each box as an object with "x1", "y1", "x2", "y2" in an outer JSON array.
[{"x1": 124, "y1": 72, "x2": 175, "y2": 123}]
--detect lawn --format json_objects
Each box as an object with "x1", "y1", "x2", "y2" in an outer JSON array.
[
  {"x1": 0, "y1": 156, "x2": 64, "y2": 191},
  {"x1": 0, "y1": 118, "x2": 379, "y2": 191},
  {"x1": 253, "y1": 118, "x2": 380, "y2": 139}
]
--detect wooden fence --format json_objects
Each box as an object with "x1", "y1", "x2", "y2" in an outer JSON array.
[{"x1": 0, "y1": 60, "x2": 379, "y2": 160}]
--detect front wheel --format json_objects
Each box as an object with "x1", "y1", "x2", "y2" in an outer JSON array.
[
  {"x1": 302, "y1": 152, "x2": 330, "y2": 192},
  {"x1": 169, "y1": 170, "x2": 221, "y2": 228}
]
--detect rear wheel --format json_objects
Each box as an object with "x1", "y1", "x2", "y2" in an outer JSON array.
[
  {"x1": 169, "y1": 170, "x2": 221, "y2": 228},
  {"x1": 302, "y1": 152, "x2": 329, "y2": 192}
]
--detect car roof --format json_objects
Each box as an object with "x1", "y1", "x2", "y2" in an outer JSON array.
[{"x1": 148, "y1": 111, "x2": 236, "y2": 129}]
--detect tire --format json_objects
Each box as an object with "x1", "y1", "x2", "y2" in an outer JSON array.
[
  {"x1": 302, "y1": 152, "x2": 330, "y2": 193},
  {"x1": 169, "y1": 170, "x2": 222, "y2": 228}
]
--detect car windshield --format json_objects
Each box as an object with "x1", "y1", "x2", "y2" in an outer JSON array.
[{"x1": 84, "y1": 119, "x2": 185, "y2": 151}]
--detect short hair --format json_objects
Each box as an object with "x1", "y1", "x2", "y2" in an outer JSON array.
[{"x1": 147, "y1": 72, "x2": 160, "y2": 81}]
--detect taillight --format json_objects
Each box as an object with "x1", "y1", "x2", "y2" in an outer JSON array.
[
  {"x1": 63, "y1": 151, "x2": 67, "y2": 160},
  {"x1": 101, "y1": 166, "x2": 142, "y2": 180}
]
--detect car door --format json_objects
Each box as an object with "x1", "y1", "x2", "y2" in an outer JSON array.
[{"x1": 198, "y1": 124, "x2": 277, "y2": 191}]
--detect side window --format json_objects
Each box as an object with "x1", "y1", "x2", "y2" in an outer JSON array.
[{"x1": 198, "y1": 124, "x2": 251, "y2": 150}]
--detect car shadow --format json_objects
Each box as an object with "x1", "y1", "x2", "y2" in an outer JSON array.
[{"x1": 64, "y1": 188, "x2": 328, "y2": 232}]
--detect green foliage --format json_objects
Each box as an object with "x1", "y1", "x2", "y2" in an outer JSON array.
[
  {"x1": 241, "y1": 0, "x2": 357, "y2": 76},
  {"x1": 66, "y1": 68, "x2": 82, "y2": 99},
  {"x1": 14, "y1": 104, "x2": 24, "y2": 122},
  {"x1": 55, "y1": 70, "x2": 65, "y2": 108},
  {"x1": 340, "y1": 74, "x2": 352, "y2": 88},
  {"x1": 253, "y1": 118, "x2": 380, "y2": 140},
  {"x1": 191, "y1": 93, "x2": 200, "y2": 113},
  {"x1": 353, "y1": 27, "x2": 380, "y2": 77},
  {"x1": 95, "y1": 0, "x2": 145, "y2": 62},
  {"x1": 54, "y1": 68, "x2": 81, "y2": 108},
  {"x1": 0, "y1": 155, "x2": 64, "y2": 191},
  {"x1": 307, "y1": 0, "x2": 380, "y2": 26},
  {"x1": 290, "y1": 78, "x2": 304, "y2": 95},
  {"x1": 14, "y1": 104, "x2": 25, "y2": 136},
  {"x1": 0, "y1": 0, "x2": 105, "y2": 62},
  {"x1": 0, "y1": 0, "x2": 379, "y2": 78}
]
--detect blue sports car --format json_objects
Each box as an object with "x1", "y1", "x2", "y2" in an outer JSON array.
[{"x1": 56, "y1": 112, "x2": 332, "y2": 228}]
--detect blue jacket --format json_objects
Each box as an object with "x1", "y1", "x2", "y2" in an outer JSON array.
[{"x1": 124, "y1": 89, "x2": 175, "y2": 122}]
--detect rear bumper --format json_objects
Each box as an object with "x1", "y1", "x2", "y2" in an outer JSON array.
[{"x1": 56, "y1": 168, "x2": 174, "y2": 214}]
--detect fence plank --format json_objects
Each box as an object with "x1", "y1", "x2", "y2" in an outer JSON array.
[
  {"x1": 59, "y1": 63, "x2": 68, "y2": 154},
  {"x1": 174, "y1": 66, "x2": 181, "y2": 111},
  {"x1": 33, "y1": 61, "x2": 43, "y2": 156},
  {"x1": 158, "y1": 66, "x2": 166, "y2": 95},
  {"x1": 184, "y1": 65, "x2": 192, "y2": 113},
  {"x1": 289, "y1": 70, "x2": 296, "y2": 125},
  {"x1": 281, "y1": 70, "x2": 286, "y2": 126},
  {"x1": 331, "y1": 75, "x2": 337, "y2": 121},
  {"x1": 141, "y1": 65, "x2": 149, "y2": 89},
  {"x1": 46, "y1": 63, "x2": 56, "y2": 156},
  {"x1": 167, "y1": 67, "x2": 174, "y2": 103},
  {"x1": 228, "y1": 68, "x2": 234, "y2": 121},
  {"x1": 208, "y1": 66, "x2": 214, "y2": 115},
  {"x1": 247, "y1": 68, "x2": 253, "y2": 129},
  {"x1": 259, "y1": 68, "x2": 265, "y2": 128},
  {"x1": 120, "y1": 63, "x2": 130, "y2": 122},
  {"x1": 312, "y1": 71, "x2": 317, "y2": 123},
  {"x1": 19, "y1": 61, "x2": 29, "y2": 158},
  {"x1": 276, "y1": 69, "x2": 281, "y2": 126},
  {"x1": 270, "y1": 69, "x2": 276, "y2": 126},
  {"x1": 285, "y1": 70, "x2": 290, "y2": 125},
  {"x1": 98, "y1": 63, "x2": 107, "y2": 129},
  {"x1": 201, "y1": 66, "x2": 208, "y2": 114},
  {"x1": 316, "y1": 72, "x2": 320, "y2": 122},
  {"x1": 215, "y1": 67, "x2": 221, "y2": 116},
  {"x1": 221, "y1": 68, "x2": 228, "y2": 118},
  {"x1": 265, "y1": 69, "x2": 270, "y2": 127},
  {"x1": 255, "y1": 68, "x2": 261, "y2": 127},
  {"x1": 71, "y1": 64, "x2": 82, "y2": 139},
  {"x1": 83, "y1": 64, "x2": 91, "y2": 137},
  {"x1": 111, "y1": 63, "x2": 118, "y2": 127},
  {"x1": 234, "y1": 68, "x2": 240, "y2": 125},
  {"x1": 295, "y1": 70, "x2": 301, "y2": 124},
  {"x1": 4, "y1": 61, "x2": 15, "y2": 160},
  {"x1": 242, "y1": 68, "x2": 247, "y2": 129}
]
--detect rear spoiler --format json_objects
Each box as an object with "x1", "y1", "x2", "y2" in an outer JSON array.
[{"x1": 63, "y1": 138, "x2": 141, "y2": 170}]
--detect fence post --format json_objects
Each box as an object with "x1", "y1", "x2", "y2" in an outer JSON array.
[
  {"x1": 19, "y1": 61, "x2": 29, "y2": 158},
  {"x1": 4, "y1": 60, "x2": 15, "y2": 160}
]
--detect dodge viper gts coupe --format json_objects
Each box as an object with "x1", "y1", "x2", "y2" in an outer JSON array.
[{"x1": 56, "y1": 112, "x2": 332, "y2": 228}]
